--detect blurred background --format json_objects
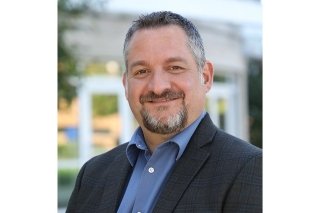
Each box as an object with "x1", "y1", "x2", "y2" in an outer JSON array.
[{"x1": 58, "y1": 0, "x2": 262, "y2": 211}]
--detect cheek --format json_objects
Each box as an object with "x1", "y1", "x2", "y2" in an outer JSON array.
[
  {"x1": 183, "y1": 80, "x2": 206, "y2": 103},
  {"x1": 181, "y1": 77, "x2": 200, "y2": 93},
  {"x1": 127, "y1": 84, "x2": 142, "y2": 105}
]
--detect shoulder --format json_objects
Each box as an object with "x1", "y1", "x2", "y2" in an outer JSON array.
[
  {"x1": 195, "y1": 113, "x2": 262, "y2": 173},
  {"x1": 66, "y1": 143, "x2": 130, "y2": 211},
  {"x1": 206, "y1": 128, "x2": 262, "y2": 182},
  {"x1": 212, "y1": 131, "x2": 262, "y2": 211},
  {"x1": 214, "y1": 129, "x2": 262, "y2": 158},
  {"x1": 196, "y1": 113, "x2": 262, "y2": 159}
]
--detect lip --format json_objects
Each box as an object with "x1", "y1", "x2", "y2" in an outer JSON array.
[
  {"x1": 145, "y1": 97, "x2": 181, "y2": 105},
  {"x1": 148, "y1": 97, "x2": 180, "y2": 103}
]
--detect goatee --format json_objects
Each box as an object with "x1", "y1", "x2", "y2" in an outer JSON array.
[{"x1": 139, "y1": 89, "x2": 188, "y2": 135}]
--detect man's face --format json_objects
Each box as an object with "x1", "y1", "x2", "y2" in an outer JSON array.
[{"x1": 123, "y1": 25, "x2": 213, "y2": 135}]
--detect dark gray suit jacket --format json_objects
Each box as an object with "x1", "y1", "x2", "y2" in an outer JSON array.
[{"x1": 66, "y1": 114, "x2": 262, "y2": 212}]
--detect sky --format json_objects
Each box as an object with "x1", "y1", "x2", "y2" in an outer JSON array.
[{"x1": 105, "y1": 0, "x2": 262, "y2": 26}]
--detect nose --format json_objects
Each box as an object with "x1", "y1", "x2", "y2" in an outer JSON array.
[{"x1": 148, "y1": 69, "x2": 171, "y2": 95}]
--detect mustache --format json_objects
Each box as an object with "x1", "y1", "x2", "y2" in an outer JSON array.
[{"x1": 140, "y1": 89, "x2": 185, "y2": 104}]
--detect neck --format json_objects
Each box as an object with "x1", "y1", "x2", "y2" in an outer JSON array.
[{"x1": 141, "y1": 128, "x2": 177, "y2": 153}]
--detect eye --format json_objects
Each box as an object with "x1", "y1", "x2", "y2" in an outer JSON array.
[
  {"x1": 169, "y1": 66, "x2": 184, "y2": 73},
  {"x1": 137, "y1": 69, "x2": 147, "y2": 74},
  {"x1": 133, "y1": 69, "x2": 150, "y2": 78},
  {"x1": 170, "y1": 66, "x2": 181, "y2": 70}
]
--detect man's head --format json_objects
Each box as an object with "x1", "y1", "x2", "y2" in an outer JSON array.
[
  {"x1": 122, "y1": 11, "x2": 214, "y2": 137},
  {"x1": 123, "y1": 11, "x2": 206, "y2": 73}
]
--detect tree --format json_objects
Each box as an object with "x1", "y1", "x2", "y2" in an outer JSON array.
[
  {"x1": 58, "y1": 0, "x2": 103, "y2": 108},
  {"x1": 58, "y1": 0, "x2": 80, "y2": 108},
  {"x1": 248, "y1": 59, "x2": 263, "y2": 148}
]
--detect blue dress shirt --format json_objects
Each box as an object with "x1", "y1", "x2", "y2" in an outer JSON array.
[{"x1": 117, "y1": 112, "x2": 206, "y2": 213}]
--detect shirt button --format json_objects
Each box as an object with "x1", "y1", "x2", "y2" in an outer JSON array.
[{"x1": 148, "y1": 167, "x2": 155, "y2": 173}]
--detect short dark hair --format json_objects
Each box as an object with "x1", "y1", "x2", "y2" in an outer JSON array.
[{"x1": 123, "y1": 11, "x2": 206, "y2": 72}]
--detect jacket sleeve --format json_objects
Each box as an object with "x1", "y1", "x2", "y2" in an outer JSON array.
[
  {"x1": 223, "y1": 153, "x2": 262, "y2": 213},
  {"x1": 65, "y1": 162, "x2": 88, "y2": 213}
]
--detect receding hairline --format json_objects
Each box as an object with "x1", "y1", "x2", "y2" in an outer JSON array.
[{"x1": 124, "y1": 24, "x2": 194, "y2": 70}]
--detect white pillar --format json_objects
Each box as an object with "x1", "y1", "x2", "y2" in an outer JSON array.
[
  {"x1": 118, "y1": 92, "x2": 134, "y2": 144},
  {"x1": 78, "y1": 80, "x2": 92, "y2": 167}
]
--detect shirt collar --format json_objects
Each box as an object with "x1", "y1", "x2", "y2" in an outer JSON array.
[
  {"x1": 172, "y1": 111, "x2": 206, "y2": 159},
  {"x1": 126, "y1": 128, "x2": 147, "y2": 166},
  {"x1": 126, "y1": 111, "x2": 206, "y2": 166}
]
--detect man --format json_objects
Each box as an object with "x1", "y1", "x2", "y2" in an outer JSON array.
[{"x1": 66, "y1": 11, "x2": 262, "y2": 213}]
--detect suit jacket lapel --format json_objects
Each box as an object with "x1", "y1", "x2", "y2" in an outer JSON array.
[{"x1": 153, "y1": 114, "x2": 217, "y2": 212}]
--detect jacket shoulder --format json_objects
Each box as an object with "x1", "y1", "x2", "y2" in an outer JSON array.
[
  {"x1": 195, "y1": 113, "x2": 261, "y2": 159},
  {"x1": 213, "y1": 129, "x2": 262, "y2": 159}
]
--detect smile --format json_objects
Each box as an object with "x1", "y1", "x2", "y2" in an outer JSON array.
[
  {"x1": 148, "y1": 97, "x2": 180, "y2": 103},
  {"x1": 140, "y1": 90, "x2": 185, "y2": 104}
]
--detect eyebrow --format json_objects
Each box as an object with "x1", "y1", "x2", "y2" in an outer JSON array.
[
  {"x1": 164, "y1": 57, "x2": 188, "y2": 64},
  {"x1": 129, "y1": 57, "x2": 188, "y2": 70},
  {"x1": 129, "y1": 60, "x2": 150, "y2": 70}
]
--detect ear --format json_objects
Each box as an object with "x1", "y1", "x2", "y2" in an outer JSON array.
[
  {"x1": 122, "y1": 73, "x2": 129, "y2": 99},
  {"x1": 202, "y1": 60, "x2": 214, "y2": 92}
]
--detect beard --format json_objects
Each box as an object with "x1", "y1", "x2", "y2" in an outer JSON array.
[{"x1": 139, "y1": 89, "x2": 188, "y2": 135}]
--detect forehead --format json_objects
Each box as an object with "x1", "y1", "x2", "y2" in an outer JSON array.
[
  {"x1": 126, "y1": 25, "x2": 193, "y2": 64},
  {"x1": 129, "y1": 25, "x2": 188, "y2": 48}
]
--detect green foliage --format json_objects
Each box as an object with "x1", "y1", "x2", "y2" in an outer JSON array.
[
  {"x1": 58, "y1": 0, "x2": 103, "y2": 14},
  {"x1": 58, "y1": 168, "x2": 79, "y2": 207},
  {"x1": 58, "y1": 143, "x2": 79, "y2": 159},
  {"x1": 58, "y1": 168, "x2": 79, "y2": 185},
  {"x1": 58, "y1": 0, "x2": 100, "y2": 108},
  {"x1": 58, "y1": 0, "x2": 109, "y2": 108},
  {"x1": 58, "y1": 40, "x2": 78, "y2": 107},
  {"x1": 92, "y1": 95, "x2": 118, "y2": 116},
  {"x1": 248, "y1": 59, "x2": 262, "y2": 148},
  {"x1": 214, "y1": 74, "x2": 227, "y2": 82},
  {"x1": 58, "y1": 0, "x2": 82, "y2": 108}
]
